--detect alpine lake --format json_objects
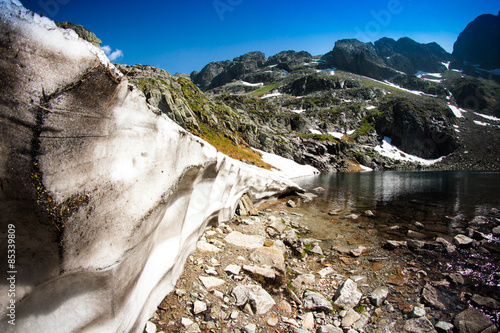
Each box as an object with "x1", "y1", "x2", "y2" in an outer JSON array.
[{"x1": 287, "y1": 171, "x2": 500, "y2": 326}]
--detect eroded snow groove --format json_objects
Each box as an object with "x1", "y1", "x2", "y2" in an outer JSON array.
[{"x1": 0, "y1": 2, "x2": 298, "y2": 332}]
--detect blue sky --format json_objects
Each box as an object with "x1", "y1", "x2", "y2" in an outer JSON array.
[{"x1": 20, "y1": 0, "x2": 499, "y2": 74}]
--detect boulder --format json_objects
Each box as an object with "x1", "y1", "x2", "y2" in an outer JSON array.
[
  {"x1": 404, "y1": 317, "x2": 438, "y2": 333},
  {"x1": 341, "y1": 308, "x2": 361, "y2": 328},
  {"x1": 303, "y1": 290, "x2": 334, "y2": 312},
  {"x1": 231, "y1": 285, "x2": 276, "y2": 315},
  {"x1": 334, "y1": 279, "x2": 363, "y2": 309},
  {"x1": 225, "y1": 231, "x2": 265, "y2": 249},
  {"x1": 249, "y1": 246, "x2": 286, "y2": 273},
  {"x1": 321, "y1": 39, "x2": 397, "y2": 81},
  {"x1": 369, "y1": 286, "x2": 389, "y2": 307},
  {"x1": 453, "y1": 307, "x2": 497, "y2": 333},
  {"x1": 422, "y1": 283, "x2": 446, "y2": 310}
]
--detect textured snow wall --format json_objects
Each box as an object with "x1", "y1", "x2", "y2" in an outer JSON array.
[{"x1": 0, "y1": 2, "x2": 298, "y2": 332}]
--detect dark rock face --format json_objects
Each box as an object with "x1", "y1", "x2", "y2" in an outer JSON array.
[
  {"x1": 376, "y1": 37, "x2": 451, "y2": 74},
  {"x1": 190, "y1": 60, "x2": 232, "y2": 91},
  {"x1": 282, "y1": 75, "x2": 356, "y2": 96},
  {"x1": 375, "y1": 97, "x2": 458, "y2": 159},
  {"x1": 55, "y1": 21, "x2": 102, "y2": 47},
  {"x1": 266, "y1": 50, "x2": 313, "y2": 67},
  {"x1": 321, "y1": 39, "x2": 397, "y2": 81},
  {"x1": 453, "y1": 12, "x2": 500, "y2": 70},
  {"x1": 191, "y1": 52, "x2": 266, "y2": 90},
  {"x1": 321, "y1": 38, "x2": 451, "y2": 81}
]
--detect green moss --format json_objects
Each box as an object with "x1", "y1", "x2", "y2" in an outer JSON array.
[
  {"x1": 354, "y1": 302, "x2": 366, "y2": 314},
  {"x1": 299, "y1": 134, "x2": 340, "y2": 142},
  {"x1": 248, "y1": 83, "x2": 280, "y2": 97}
]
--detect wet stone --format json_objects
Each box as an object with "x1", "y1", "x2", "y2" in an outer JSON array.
[
  {"x1": 454, "y1": 234, "x2": 474, "y2": 246},
  {"x1": 453, "y1": 307, "x2": 497, "y2": 333},
  {"x1": 471, "y1": 294, "x2": 500, "y2": 310},
  {"x1": 422, "y1": 283, "x2": 446, "y2": 310},
  {"x1": 404, "y1": 317, "x2": 437, "y2": 333},
  {"x1": 435, "y1": 321, "x2": 454, "y2": 333}
]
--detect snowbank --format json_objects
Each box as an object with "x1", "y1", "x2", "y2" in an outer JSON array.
[
  {"x1": 253, "y1": 149, "x2": 320, "y2": 179},
  {"x1": 372, "y1": 137, "x2": 444, "y2": 166},
  {"x1": 0, "y1": 3, "x2": 299, "y2": 332},
  {"x1": 448, "y1": 105, "x2": 466, "y2": 118}
]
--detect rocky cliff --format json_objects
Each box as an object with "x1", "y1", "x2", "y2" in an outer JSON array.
[
  {"x1": 0, "y1": 2, "x2": 299, "y2": 332},
  {"x1": 452, "y1": 11, "x2": 500, "y2": 75},
  {"x1": 320, "y1": 37, "x2": 451, "y2": 81}
]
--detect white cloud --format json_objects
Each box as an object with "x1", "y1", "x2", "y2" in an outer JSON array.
[{"x1": 100, "y1": 45, "x2": 124, "y2": 62}]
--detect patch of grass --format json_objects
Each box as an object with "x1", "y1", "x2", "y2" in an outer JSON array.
[
  {"x1": 354, "y1": 302, "x2": 366, "y2": 314},
  {"x1": 248, "y1": 83, "x2": 280, "y2": 97},
  {"x1": 299, "y1": 134, "x2": 340, "y2": 142},
  {"x1": 201, "y1": 130, "x2": 273, "y2": 170}
]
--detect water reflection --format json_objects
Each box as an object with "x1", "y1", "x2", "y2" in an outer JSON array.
[{"x1": 296, "y1": 171, "x2": 500, "y2": 218}]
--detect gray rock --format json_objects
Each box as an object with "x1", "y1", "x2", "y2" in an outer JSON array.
[
  {"x1": 283, "y1": 229, "x2": 304, "y2": 254},
  {"x1": 408, "y1": 230, "x2": 427, "y2": 239},
  {"x1": 436, "y1": 237, "x2": 457, "y2": 253},
  {"x1": 469, "y1": 216, "x2": 489, "y2": 225},
  {"x1": 369, "y1": 286, "x2": 389, "y2": 307},
  {"x1": 404, "y1": 317, "x2": 438, "y2": 333},
  {"x1": 407, "y1": 239, "x2": 426, "y2": 250},
  {"x1": 453, "y1": 307, "x2": 497, "y2": 333},
  {"x1": 242, "y1": 265, "x2": 276, "y2": 279},
  {"x1": 232, "y1": 284, "x2": 276, "y2": 315},
  {"x1": 199, "y1": 276, "x2": 226, "y2": 290},
  {"x1": 447, "y1": 273, "x2": 465, "y2": 285},
  {"x1": 310, "y1": 244, "x2": 324, "y2": 256},
  {"x1": 435, "y1": 321, "x2": 454, "y2": 333},
  {"x1": 250, "y1": 246, "x2": 286, "y2": 273},
  {"x1": 492, "y1": 226, "x2": 500, "y2": 235},
  {"x1": 385, "y1": 240, "x2": 407, "y2": 250},
  {"x1": 356, "y1": 314, "x2": 370, "y2": 330},
  {"x1": 298, "y1": 192, "x2": 318, "y2": 203},
  {"x1": 193, "y1": 300, "x2": 207, "y2": 315},
  {"x1": 303, "y1": 290, "x2": 334, "y2": 312},
  {"x1": 287, "y1": 200, "x2": 297, "y2": 208},
  {"x1": 302, "y1": 311, "x2": 315, "y2": 330},
  {"x1": 410, "y1": 306, "x2": 426, "y2": 318},
  {"x1": 56, "y1": 21, "x2": 102, "y2": 47},
  {"x1": 334, "y1": 279, "x2": 363, "y2": 309},
  {"x1": 317, "y1": 324, "x2": 343, "y2": 333},
  {"x1": 242, "y1": 323, "x2": 257, "y2": 333},
  {"x1": 292, "y1": 274, "x2": 316, "y2": 292},
  {"x1": 341, "y1": 308, "x2": 361, "y2": 328},
  {"x1": 269, "y1": 221, "x2": 287, "y2": 234},
  {"x1": 471, "y1": 294, "x2": 500, "y2": 310},
  {"x1": 225, "y1": 231, "x2": 265, "y2": 249},
  {"x1": 145, "y1": 321, "x2": 157, "y2": 333},
  {"x1": 181, "y1": 317, "x2": 194, "y2": 328},
  {"x1": 422, "y1": 283, "x2": 445, "y2": 310},
  {"x1": 454, "y1": 234, "x2": 474, "y2": 246},
  {"x1": 225, "y1": 264, "x2": 242, "y2": 275}
]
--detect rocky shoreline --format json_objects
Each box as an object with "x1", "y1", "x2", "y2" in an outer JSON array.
[{"x1": 143, "y1": 191, "x2": 499, "y2": 333}]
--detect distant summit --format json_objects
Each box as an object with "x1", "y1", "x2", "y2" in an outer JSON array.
[
  {"x1": 452, "y1": 11, "x2": 500, "y2": 76},
  {"x1": 320, "y1": 37, "x2": 451, "y2": 81}
]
